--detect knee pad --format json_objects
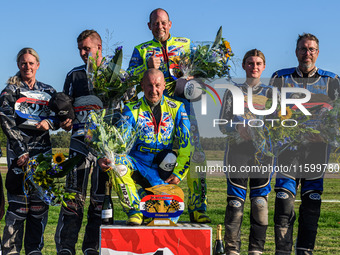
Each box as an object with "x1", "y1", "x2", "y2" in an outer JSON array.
[
  {"x1": 251, "y1": 196, "x2": 268, "y2": 226},
  {"x1": 274, "y1": 189, "x2": 295, "y2": 226},
  {"x1": 225, "y1": 197, "x2": 244, "y2": 224}
]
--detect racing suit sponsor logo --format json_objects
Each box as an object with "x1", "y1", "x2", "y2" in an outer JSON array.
[
  {"x1": 120, "y1": 184, "x2": 131, "y2": 207},
  {"x1": 29, "y1": 205, "x2": 45, "y2": 212},
  {"x1": 277, "y1": 192, "x2": 289, "y2": 199},
  {"x1": 309, "y1": 193, "x2": 321, "y2": 200},
  {"x1": 229, "y1": 200, "x2": 242, "y2": 208},
  {"x1": 16, "y1": 207, "x2": 29, "y2": 214},
  {"x1": 133, "y1": 101, "x2": 142, "y2": 109},
  {"x1": 185, "y1": 82, "x2": 195, "y2": 98},
  {"x1": 166, "y1": 100, "x2": 177, "y2": 108},
  {"x1": 253, "y1": 197, "x2": 266, "y2": 208},
  {"x1": 174, "y1": 38, "x2": 188, "y2": 43}
]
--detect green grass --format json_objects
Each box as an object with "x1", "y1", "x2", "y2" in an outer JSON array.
[{"x1": 0, "y1": 152, "x2": 339, "y2": 254}]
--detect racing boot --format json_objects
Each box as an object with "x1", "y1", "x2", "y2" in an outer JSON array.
[
  {"x1": 127, "y1": 212, "x2": 143, "y2": 226},
  {"x1": 190, "y1": 210, "x2": 211, "y2": 223},
  {"x1": 83, "y1": 249, "x2": 99, "y2": 255},
  {"x1": 295, "y1": 250, "x2": 313, "y2": 255}
]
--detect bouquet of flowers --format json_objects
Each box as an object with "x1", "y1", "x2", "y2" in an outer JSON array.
[
  {"x1": 167, "y1": 26, "x2": 233, "y2": 95},
  {"x1": 87, "y1": 46, "x2": 140, "y2": 108},
  {"x1": 85, "y1": 109, "x2": 141, "y2": 180},
  {"x1": 24, "y1": 153, "x2": 83, "y2": 206},
  {"x1": 250, "y1": 94, "x2": 340, "y2": 158}
]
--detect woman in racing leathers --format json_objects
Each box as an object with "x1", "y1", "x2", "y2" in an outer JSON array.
[
  {"x1": 219, "y1": 49, "x2": 274, "y2": 255},
  {"x1": 0, "y1": 48, "x2": 57, "y2": 255}
]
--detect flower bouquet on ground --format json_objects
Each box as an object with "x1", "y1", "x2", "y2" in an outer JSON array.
[
  {"x1": 86, "y1": 46, "x2": 140, "y2": 108},
  {"x1": 24, "y1": 153, "x2": 83, "y2": 206},
  {"x1": 85, "y1": 109, "x2": 141, "y2": 181},
  {"x1": 167, "y1": 26, "x2": 233, "y2": 96}
]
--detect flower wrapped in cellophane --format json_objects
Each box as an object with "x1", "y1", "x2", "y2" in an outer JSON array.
[
  {"x1": 86, "y1": 46, "x2": 140, "y2": 108},
  {"x1": 85, "y1": 109, "x2": 141, "y2": 180},
  {"x1": 24, "y1": 153, "x2": 83, "y2": 206},
  {"x1": 167, "y1": 26, "x2": 233, "y2": 95}
]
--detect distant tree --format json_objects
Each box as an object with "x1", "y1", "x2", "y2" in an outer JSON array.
[
  {"x1": 200, "y1": 137, "x2": 227, "y2": 150},
  {"x1": 50, "y1": 131, "x2": 71, "y2": 148}
]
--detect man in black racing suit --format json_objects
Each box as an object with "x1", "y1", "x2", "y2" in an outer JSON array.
[{"x1": 55, "y1": 30, "x2": 108, "y2": 255}]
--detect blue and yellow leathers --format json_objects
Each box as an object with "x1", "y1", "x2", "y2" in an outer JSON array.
[
  {"x1": 128, "y1": 36, "x2": 209, "y2": 215},
  {"x1": 219, "y1": 83, "x2": 275, "y2": 254},
  {"x1": 128, "y1": 35, "x2": 191, "y2": 83},
  {"x1": 270, "y1": 67, "x2": 340, "y2": 254},
  {"x1": 112, "y1": 95, "x2": 190, "y2": 216}
]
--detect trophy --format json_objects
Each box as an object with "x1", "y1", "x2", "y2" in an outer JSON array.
[{"x1": 139, "y1": 184, "x2": 184, "y2": 226}]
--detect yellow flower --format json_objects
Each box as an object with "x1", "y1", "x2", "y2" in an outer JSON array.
[
  {"x1": 224, "y1": 40, "x2": 231, "y2": 50},
  {"x1": 171, "y1": 56, "x2": 181, "y2": 64},
  {"x1": 223, "y1": 40, "x2": 232, "y2": 58},
  {"x1": 278, "y1": 107, "x2": 293, "y2": 120},
  {"x1": 53, "y1": 153, "x2": 66, "y2": 164}
]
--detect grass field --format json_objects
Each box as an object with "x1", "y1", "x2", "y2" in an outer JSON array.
[{"x1": 0, "y1": 151, "x2": 339, "y2": 254}]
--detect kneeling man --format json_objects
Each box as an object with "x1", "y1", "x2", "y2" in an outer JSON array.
[{"x1": 98, "y1": 69, "x2": 191, "y2": 225}]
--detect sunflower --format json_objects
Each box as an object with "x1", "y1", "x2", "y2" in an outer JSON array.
[
  {"x1": 278, "y1": 107, "x2": 293, "y2": 120},
  {"x1": 53, "y1": 153, "x2": 66, "y2": 164}
]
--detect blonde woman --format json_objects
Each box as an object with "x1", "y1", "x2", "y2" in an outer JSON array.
[{"x1": 0, "y1": 48, "x2": 57, "y2": 254}]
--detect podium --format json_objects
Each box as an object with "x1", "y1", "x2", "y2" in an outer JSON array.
[{"x1": 100, "y1": 222, "x2": 212, "y2": 255}]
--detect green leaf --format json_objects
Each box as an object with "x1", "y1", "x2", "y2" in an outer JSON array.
[
  {"x1": 107, "y1": 49, "x2": 123, "y2": 84},
  {"x1": 51, "y1": 154, "x2": 84, "y2": 178},
  {"x1": 36, "y1": 161, "x2": 50, "y2": 172}
]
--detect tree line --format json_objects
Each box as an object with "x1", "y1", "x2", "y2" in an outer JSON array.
[{"x1": 0, "y1": 128, "x2": 225, "y2": 151}]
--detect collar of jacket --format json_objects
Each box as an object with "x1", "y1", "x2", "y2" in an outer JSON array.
[
  {"x1": 142, "y1": 94, "x2": 165, "y2": 106},
  {"x1": 152, "y1": 34, "x2": 173, "y2": 45}
]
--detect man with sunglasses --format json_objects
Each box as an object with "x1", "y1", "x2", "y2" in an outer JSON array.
[{"x1": 270, "y1": 33, "x2": 340, "y2": 255}]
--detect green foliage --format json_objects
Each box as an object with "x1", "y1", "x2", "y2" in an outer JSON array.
[
  {"x1": 87, "y1": 47, "x2": 140, "y2": 108},
  {"x1": 50, "y1": 131, "x2": 71, "y2": 148},
  {"x1": 0, "y1": 128, "x2": 7, "y2": 147},
  {"x1": 0, "y1": 168, "x2": 339, "y2": 253},
  {"x1": 200, "y1": 137, "x2": 227, "y2": 151}
]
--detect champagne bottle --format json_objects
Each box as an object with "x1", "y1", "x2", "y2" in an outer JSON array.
[
  {"x1": 101, "y1": 181, "x2": 114, "y2": 225},
  {"x1": 213, "y1": 224, "x2": 226, "y2": 255}
]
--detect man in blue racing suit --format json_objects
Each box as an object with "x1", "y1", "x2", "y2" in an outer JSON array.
[
  {"x1": 270, "y1": 33, "x2": 340, "y2": 255},
  {"x1": 127, "y1": 7, "x2": 210, "y2": 223},
  {"x1": 98, "y1": 68, "x2": 191, "y2": 225}
]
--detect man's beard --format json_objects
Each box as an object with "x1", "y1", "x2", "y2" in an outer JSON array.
[{"x1": 300, "y1": 61, "x2": 314, "y2": 70}]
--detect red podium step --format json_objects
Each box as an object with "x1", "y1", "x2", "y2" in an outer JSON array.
[{"x1": 100, "y1": 222, "x2": 212, "y2": 255}]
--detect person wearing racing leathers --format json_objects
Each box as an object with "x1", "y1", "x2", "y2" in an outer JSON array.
[
  {"x1": 270, "y1": 33, "x2": 340, "y2": 255},
  {"x1": 54, "y1": 30, "x2": 108, "y2": 255},
  {"x1": 98, "y1": 68, "x2": 191, "y2": 225},
  {"x1": 127, "y1": 8, "x2": 210, "y2": 224},
  {"x1": 0, "y1": 48, "x2": 58, "y2": 255},
  {"x1": 219, "y1": 49, "x2": 274, "y2": 255}
]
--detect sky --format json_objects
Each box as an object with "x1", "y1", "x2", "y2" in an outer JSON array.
[{"x1": 1, "y1": 0, "x2": 339, "y2": 137}]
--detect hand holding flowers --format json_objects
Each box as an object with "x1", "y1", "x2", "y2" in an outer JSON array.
[{"x1": 25, "y1": 153, "x2": 83, "y2": 206}]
